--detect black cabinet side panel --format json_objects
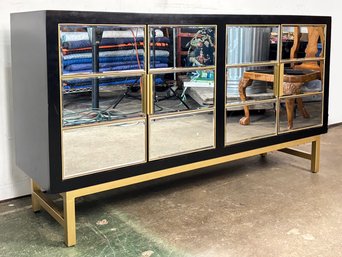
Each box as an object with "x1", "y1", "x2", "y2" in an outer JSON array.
[{"x1": 10, "y1": 11, "x2": 50, "y2": 190}]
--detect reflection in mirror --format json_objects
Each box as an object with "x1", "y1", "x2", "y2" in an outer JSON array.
[
  {"x1": 281, "y1": 25, "x2": 325, "y2": 60},
  {"x1": 59, "y1": 24, "x2": 145, "y2": 75},
  {"x1": 226, "y1": 103, "x2": 276, "y2": 144},
  {"x1": 63, "y1": 119, "x2": 146, "y2": 178},
  {"x1": 149, "y1": 26, "x2": 216, "y2": 69},
  {"x1": 149, "y1": 111, "x2": 214, "y2": 160},
  {"x1": 226, "y1": 26, "x2": 278, "y2": 65},
  {"x1": 62, "y1": 76, "x2": 144, "y2": 127},
  {"x1": 227, "y1": 65, "x2": 275, "y2": 105},
  {"x1": 279, "y1": 93, "x2": 323, "y2": 131},
  {"x1": 153, "y1": 70, "x2": 214, "y2": 114},
  {"x1": 281, "y1": 61, "x2": 323, "y2": 96}
]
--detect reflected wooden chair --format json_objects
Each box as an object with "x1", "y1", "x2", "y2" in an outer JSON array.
[{"x1": 238, "y1": 26, "x2": 324, "y2": 129}]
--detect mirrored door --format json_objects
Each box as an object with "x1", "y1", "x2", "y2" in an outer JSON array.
[
  {"x1": 147, "y1": 25, "x2": 217, "y2": 160},
  {"x1": 59, "y1": 24, "x2": 147, "y2": 179}
]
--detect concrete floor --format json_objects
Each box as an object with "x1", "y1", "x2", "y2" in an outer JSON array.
[{"x1": 1, "y1": 125, "x2": 342, "y2": 256}]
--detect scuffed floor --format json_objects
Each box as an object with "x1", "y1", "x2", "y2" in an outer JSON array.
[{"x1": 1, "y1": 125, "x2": 342, "y2": 257}]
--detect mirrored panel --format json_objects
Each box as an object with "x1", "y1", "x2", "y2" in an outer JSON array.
[
  {"x1": 281, "y1": 61, "x2": 323, "y2": 96},
  {"x1": 279, "y1": 93, "x2": 323, "y2": 132},
  {"x1": 62, "y1": 76, "x2": 144, "y2": 127},
  {"x1": 62, "y1": 119, "x2": 146, "y2": 179},
  {"x1": 152, "y1": 70, "x2": 214, "y2": 114},
  {"x1": 60, "y1": 24, "x2": 145, "y2": 75},
  {"x1": 226, "y1": 65, "x2": 275, "y2": 104},
  {"x1": 149, "y1": 111, "x2": 214, "y2": 160},
  {"x1": 226, "y1": 25, "x2": 279, "y2": 65},
  {"x1": 281, "y1": 25, "x2": 325, "y2": 60},
  {"x1": 226, "y1": 101, "x2": 277, "y2": 144},
  {"x1": 148, "y1": 26, "x2": 216, "y2": 69}
]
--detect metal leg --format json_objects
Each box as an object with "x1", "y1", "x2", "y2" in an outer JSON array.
[
  {"x1": 62, "y1": 192, "x2": 76, "y2": 247},
  {"x1": 311, "y1": 137, "x2": 320, "y2": 173},
  {"x1": 31, "y1": 181, "x2": 41, "y2": 212}
]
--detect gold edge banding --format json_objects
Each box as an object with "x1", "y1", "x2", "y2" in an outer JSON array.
[
  {"x1": 61, "y1": 116, "x2": 146, "y2": 131},
  {"x1": 279, "y1": 91, "x2": 323, "y2": 100},
  {"x1": 59, "y1": 23, "x2": 146, "y2": 27},
  {"x1": 61, "y1": 70, "x2": 145, "y2": 80},
  {"x1": 226, "y1": 61, "x2": 278, "y2": 68},
  {"x1": 226, "y1": 98, "x2": 277, "y2": 108},
  {"x1": 150, "y1": 108, "x2": 214, "y2": 120},
  {"x1": 278, "y1": 123, "x2": 324, "y2": 134},
  {"x1": 149, "y1": 66, "x2": 216, "y2": 74}
]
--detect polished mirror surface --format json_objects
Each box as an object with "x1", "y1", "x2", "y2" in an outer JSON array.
[
  {"x1": 281, "y1": 25, "x2": 325, "y2": 60},
  {"x1": 226, "y1": 102, "x2": 277, "y2": 144},
  {"x1": 226, "y1": 65, "x2": 275, "y2": 104},
  {"x1": 152, "y1": 70, "x2": 214, "y2": 114},
  {"x1": 62, "y1": 76, "x2": 144, "y2": 127},
  {"x1": 226, "y1": 26, "x2": 279, "y2": 65},
  {"x1": 149, "y1": 111, "x2": 214, "y2": 160},
  {"x1": 281, "y1": 61, "x2": 323, "y2": 96},
  {"x1": 62, "y1": 119, "x2": 146, "y2": 178},
  {"x1": 148, "y1": 26, "x2": 216, "y2": 69},
  {"x1": 279, "y1": 93, "x2": 323, "y2": 132},
  {"x1": 59, "y1": 24, "x2": 145, "y2": 75}
]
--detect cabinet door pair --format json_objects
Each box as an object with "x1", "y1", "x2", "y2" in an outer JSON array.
[{"x1": 59, "y1": 24, "x2": 325, "y2": 179}]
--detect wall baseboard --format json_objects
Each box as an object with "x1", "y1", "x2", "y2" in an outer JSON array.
[{"x1": 0, "y1": 179, "x2": 31, "y2": 201}]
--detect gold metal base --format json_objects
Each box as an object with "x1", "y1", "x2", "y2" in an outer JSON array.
[{"x1": 31, "y1": 135, "x2": 321, "y2": 247}]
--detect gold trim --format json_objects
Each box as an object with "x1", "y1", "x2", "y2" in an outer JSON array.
[
  {"x1": 213, "y1": 37, "x2": 217, "y2": 149},
  {"x1": 149, "y1": 145, "x2": 215, "y2": 161},
  {"x1": 148, "y1": 66, "x2": 216, "y2": 74},
  {"x1": 59, "y1": 23, "x2": 146, "y2": 27},
  {"x1": 225, "y1": 98, "x2": 277, "y2": 108},
  {"x1": 147, "y1": 74, "x2": 154, "y2": 115},
  {"x1": 148, "y1": 24, "x2": 217, "y2": 28},
  {"x1": 280, "y1": 57, "x2": 325, "y2": 64},
  {"x1": 278, "y1": 123, "x2": 323, "y2": 134},
  {"x1": 274, "y1": 63, "x2": 279, "y2": 97},
  {"x1": 281, "y1": 24, "x2": 327, "y2": 27},
  {"x1": 226, "y1": 61, "x2": 278, "y2": 68},
  {"x1": 150, "y1": 108, "x2": 214, "y2": 120},
  {"x1": 142, "y1": 74, "x2": 147, "y2": 114},
  {"x1": 61, "y1": 70, "x2": 146, "y2": 80},
  {"x1": 225, "y1": 132, "x2": 277, "y2": 146},
  {"x1": 276, "y1": 98, "x2": 281, "y2": 134},
  {"x1": 279, "y1": 91, "x2": 323, "y2": 100},
  {"x1": 276, "y1": 25, "x2": 281, "y2": 63},
  {"x1": 62, "y1": 116, "x2": 146, "y2": 131},
  {"x1": 279, "y1": 63, "x2": 284, "y2": 97},
  {"x1": 226, "y1": 24, "x2": 279, "y2": 27}
]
